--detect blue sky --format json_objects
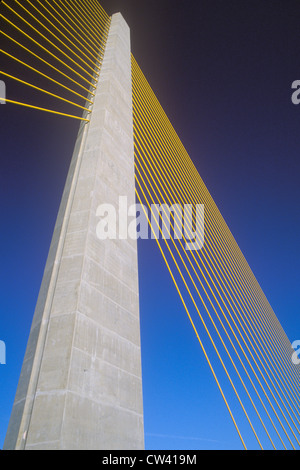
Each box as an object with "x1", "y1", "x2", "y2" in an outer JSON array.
[{"x1": 0, "y1": 0, "x2": 300, "y2": 450}]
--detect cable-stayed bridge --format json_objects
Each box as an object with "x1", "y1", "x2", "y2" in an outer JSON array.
[{"x1": 0, "y1": 0, "x2": 299, "y2": 450}]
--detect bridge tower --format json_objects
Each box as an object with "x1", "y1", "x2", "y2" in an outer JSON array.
[{"x1": 4, "y1": 13, "x2": 144, "y2": 450}]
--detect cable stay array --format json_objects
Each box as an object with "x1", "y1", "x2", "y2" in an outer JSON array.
[
  {"x1": 0, "y1": 0, "x2": 111, "y2": 121},
  {"x1": 1, "y1": 0, "x2": 299, "y2": 450},
  {"x1": 131, "y1": 56, "x2": 300, "y2": 450}
]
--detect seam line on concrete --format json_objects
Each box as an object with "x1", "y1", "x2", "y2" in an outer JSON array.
[
  {"x1": 35, "y1": 388, "x2": 143, "y2": 418},
  {"x1": 71, "y1": 344, "x2": 142, "y2": 379},
  {"x1": 57, "y1": 251, "x2": 138, "y2": 293},
  {"x1": 21, "y1": 119, "x2": 90, "y2": 450},
  {"x1": 59, "y1": 14, "x2": 112, "y2": 447},
  {"x1": 79, "y1": 278, "x2": 140, "y2": 319},
  {"x1": 75, "y1": 310, "x2": 141, "y2": 347},
  {"x1": 25, "y1": 440, "x2": 60, "y2": 449},
  {"x1": 48, "y1": 286, "x2": 140, "y2": 323}
]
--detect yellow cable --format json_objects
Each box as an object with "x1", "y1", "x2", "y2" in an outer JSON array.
[
  {"x1": 0, "y1": 49, "x2": 94, "y2": 103},
  {"x1": 134, "y1": 147, "x2": 268, "y2": 449},
  {"x1": 86, "y1": 0, "x2": 111, "y2": 30},
  {"x1": 134, "y1": 184, "x2": 247, "y2": 451},
  {"x1": 0, "y1": 14, "x2": 96, "y2": 90},
  {"x1": 0, "y1": 71, "x2": 91, "y2": 112},
  {"x1": 0, "y1": 31, "x2": 94, "y2": 102},
  {"x1": 133, "y1": 58, "x2": 300, "y2": 448},
  {"x1": 55, "y1": 0, "x2": 106, "y2": 52},
  {"x1": 42, "y1": 0, "x2": 104, "y2": 60},
  {"x1": 2, "y1": 2, "x2": 97, "y2": 86},
  {"x1": 89, "y1": 0, "x2": 110, "y2": 24},
  {"x1": 34, "y1": 0, "x2": 102, "y2": 67},
  {"x1": 1, "y1": 98, "x2": 90, "y2": 121},
  {"x1": 133, "y1": 112, "x2": 289, "y2": 449},
  {"x1": 133, "y1": 59, "x2": 300, "y2": 434},
  {"x1": 23, "y1": 0, "x2": 101, "y2": 74},
  {"x1": 68, "y1": 0, "x2": 109, "y2": 48},
  {"x1": 132, "y1": 62, "x2": 300, "y2": 425},
  {"x1": 133, "y1": 95, "x2": 291, "y2": 449},
  {"x1": 132, "y1": 57, "x2": 300, "y2": 398}
]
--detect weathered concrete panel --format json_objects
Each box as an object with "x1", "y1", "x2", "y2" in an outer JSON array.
[{"x1": 4, "y1": 13, "x2": 144, "y2": 450}]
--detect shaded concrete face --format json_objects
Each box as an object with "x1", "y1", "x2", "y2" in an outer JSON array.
[{"x1": 4, "y1": 13, "x2": 144, "y2": 450}]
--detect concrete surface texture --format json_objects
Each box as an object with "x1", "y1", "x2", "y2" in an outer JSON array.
[{"x1": 4, "y1": 13, "x2": 144, "y2": 450}]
